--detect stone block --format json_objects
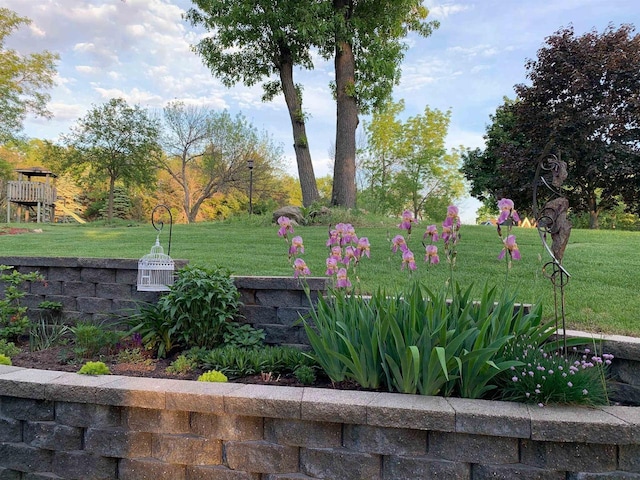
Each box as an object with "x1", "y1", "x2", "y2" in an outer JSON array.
[
  {"x1": 300, "y1": 447, "x2": 381, "y2": 480},
  {"x1": 0, "y1": 415, "x2": 22, "y2": 442},
  {"x1": 472, "y1": 463, "x2": 565, "y2": 479},
  {"x1": 609, "y1": 383, "x2": 640, "y2": 407},
  {"x1": 567, "y1": 473, "x2": 640, "y2": 479},
  {"x1": 152, "y1": 433, "x2": 222, "y2": 465},
  {"x1": 55, "y1": 401, "x2": 121, "y2": 428},
  {"x1": 62, "y1": 281, "x2": 95, "y2": 297},
  {"x1": 96, "y1": 283, "x2": 132, "y2": 300},
  {"x1": 265, "y1": 418, "x2": 341, "y2": 448},
  {"x1": 22, "y1": 293, "x2": 46, "y2": 310},
  {"x1": 52, "y1": 451, "x2": 117, "y2": 480},
  {"x1": 81, "y1": 267, "x2": 115, "y2": 284},
  {"x1": 23, "y1": 473, "x2": 64, "y2": 480},
  {"x1": 276, "y1": 307, "x2": 308, "y2": 327},
  {"x1": 367, "y1": 392, "x2": 455, "y2": 431},
  {"x1": 528, "y1": 405, "x2": 634, "y2": 444},
  {"x1": 39, "y1": 295, "x2": 77, "y2": 312},
  {"x1": 1, "y1": 397, "x2": 54, "y2": 421},
  {"x1": 190, "y1": 413, "x2": 263, "y2": 441},
  {"x1": 166, "y1": 381, "x2": 241, "y2": 414},
  {"x1": 300, "y1": 388, "x2": 379, "y2": 425},
  {"x1": 0, "y1": 443, "x2": 52, "y2": 472},
  {"x1": 262, "y1": 324, "x2": 299, "y2": 346},
  {"x1": 256, "y1": 290, "x2": 303, "y2": 308},
  {"x1": 114, "y1": 269, "x2": 138, "y2": 285},
  {"x1": 448, "y1": 397, "x2": 531, "y2": 438},
  {"x1": 47, "y1": 268, "x2": 81, "y2": 283},
  {"x1": 428, "y1": 431, "x2": 519, "y2": 464},
  {"x1": 343, "y1": 424, "x2": 427, "y2": 455},
  {"x1": 31, "y1": 280, "x2": 62, "y2": 295},
  {"x1": 24, "y1": 421, "x2": 82, "y2": 451},
  {"x1": 520, "y1": 440, "x2": 617, "y2": 472},
  {"x1": 241, "y1": 305, "x2": 277, "y2": 325},
  {"x1": 225, "y1": 440, "x2": 299, "y2": 474},
  {"x1": 613, "y1": 359, "x2": 640, "y2": 386},
  {"x1": 383, "y1": 456, "x2": 469, "y2": 479},
  {"x1": 224, "y1": 384, "x2": 302, "y2": 419},
  {"x1": 112, "y1": 298, "x2": 138, "y2": 313},
  {"x1": 123, "y1": 407, "x2": 189, "y2": 433},
  {"x1": 93, "y1": 376, "x2": 168, "y2": 409},
  {"x1": 75, "y1": 296, "x2": 111, "y2": 314},
  {"x1": 45, "y1": 372, "x2": 123, "y2": 404},
  {"x1": 84, "y1": 427, "x2": 152, "y2": 458},
  {"x1": 620, "y1": 444, "x2": 640, "y2": 472},
  {"x1": 186, "y1": 465, "x2": 260, "y2": 480},
  {"x1": 119, "y1": 458, "x2": 187, "y2": 480},
  {"x1": 0, "y1": 468, "x2": 21, "y2": 480}
]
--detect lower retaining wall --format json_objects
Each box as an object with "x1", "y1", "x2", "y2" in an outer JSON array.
[{"x1": 0, "y1": 365, "x2": 638, "y2": 480}]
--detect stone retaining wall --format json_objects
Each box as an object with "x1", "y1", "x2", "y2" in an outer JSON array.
[{"x1": 0, "y1": 365, "x2": 638, "y2": 480}]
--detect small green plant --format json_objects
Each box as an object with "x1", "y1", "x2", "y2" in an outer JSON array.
[
  {"x1": 29, "y1": 314, "x2": 70, "y2": 352},
  {"x1": 127, "y1": 303, "x2": 175, "y2": 358},
  {"x1": 0, "y1": 265, "x2": 44, "y2": 341},
  {"x1": 77, "y1": 361, "x2": 110, "y2": 375},
  {"x1": 223, "y1": 323, "x2": 265, "y2": 348},
  {"x1": 115, "y1": 348, "x2": 152, "y2": 365},
  {"x1": 197, "y1": 370, "x2": 228, "y2": 382},
  {"x1": 0, "y1": 339, "x2": 20, "y2": 357},
  {"x1": 0, "y1": 353, "x2": 12, "y2": 365},
  {"x1": 294, "y1": 365, "x2": 316, "y2": 385},
  {"x1": 70, "y1": 322, "x2": 121, "y2": 359},
  {"x1": 166, "y1": 354, "x2": 196, "y2": 375}
]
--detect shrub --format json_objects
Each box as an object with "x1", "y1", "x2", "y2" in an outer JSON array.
[
  {"x1": 70, "y1": 322, "x2": 121, "y2": 359},
  {"x1": 294, "y1": 365, "x2": 316, "y2": 385},
  {"x1": 0, "y1": 266, "x2": 44, "y2": 341},
  {"x1": 0, "y1": 339, "x2": 20, "y2": 357},
  {"x1": 166, "y1": 354, "x2": 196, "y2": 375},
  {"x1": 78, "y1": 361, "x2": 110, "y2": 375},
  {"x1": 198, "y1": 370, "x2": 228, "y2": 382},
  {"x1": 0, "y1": 353, "x2": 12, "y2": 365}
]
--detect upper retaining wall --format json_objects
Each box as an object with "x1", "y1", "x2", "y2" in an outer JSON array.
[{"x1": 0, "y1": 365, "x2": 638, "y2": 480}]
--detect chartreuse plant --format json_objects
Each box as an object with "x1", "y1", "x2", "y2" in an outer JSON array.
[
  {"x1": 0, "y1": 353, "x2": 11, "y2": 365},
  {"x1": 198, "y1": 370, "x2": 228, "y2": 382},
  {"x1": 78, "y1": 361, "x2": 110, "y2": 375}
]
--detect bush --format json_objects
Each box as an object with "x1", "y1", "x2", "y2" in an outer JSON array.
[
  {"x1": 0, "y1": 339, "x2": 20, "y2": 357},
  {"x1": 198, "y1": 370, "x2": 228, "y2": 382},
  {"x1": 0, "y1": 266, "x2": 44, "y2": 341},
  {"x1": 78, "y1": 361, "x2": 110, "y2": 375},
  {"x1": 294, "y1": 365, "x2": 316, "y2": 385},
  {"x1": 166, "y1": 354, "x2": 196, "y2": 375},
  {"x1": 0, "y1": 353, "x2": 12, "y2": 365}
]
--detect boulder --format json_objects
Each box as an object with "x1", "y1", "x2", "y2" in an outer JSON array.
[{"x1": 273, "y1": 206, "x2": 304, "y2": 225}]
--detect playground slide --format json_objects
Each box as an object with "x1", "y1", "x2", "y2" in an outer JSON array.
[{"x1": 56, "y1": 204, "x2": 86, "y2": 224}]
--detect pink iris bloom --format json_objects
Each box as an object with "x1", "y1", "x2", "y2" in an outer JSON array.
[
  {"x1": 447, "y1": 205, "x2": 459, "y2": 219},
  {"x1": 425, "y1": 244, "x2": 440, "y2": 264},
  {"x1": 423, "y1": 224, "x2": 439, "y2": 242},
  {"x1": 343, "y1": 245, "x2": 358, "y2": 265},
  {"x1": 326, "y1": 229, "x2": 340, "y2": 247},
  {"x1": 336, "y1": 267, "x2": 352, "y2": 288},
  {"x1": 498, "y1": 234, "x2": 521, "y2": 260},
  {"x1": 330, "y1": 246, "x2": 343, "y2": 260},
  {"x1": 342, "y1": 224, "x2": 358, "y2": 245},
  {"x1": 398, "y1": 210, "x2": 417, "y2": 233},
  {"x1": 293, "y1": 258, "x2": 311, "y2": 278},
  {"x1": 325, "y1": 257, "x2": 339, "y2": 276},
  {"x1": 401, "y1": 249, "x2": 417, "y2": 271},
  {"x1": 497, "y1": 198, "x2": 521, "y2": 224},
  {"x1": 277, "y1": 216, "x2": 294, "y2": 238},
  {"x1": 289, "y1": 236, "x2": 304, "y2": 256},
  {"x1": 391, "y1": 235, "x2": 408, "y2": 253},
  {"x1": 356, "y1": 237, "x2": 371, "y2": 258},
  {"x1": 441, "y1": 224, "x2": 453, "y2": 243}
]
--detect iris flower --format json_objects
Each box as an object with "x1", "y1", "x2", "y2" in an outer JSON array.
[
  {"x1": 425, "y1": 244, "x2": 439, "y2": 264},
  {"x1": 423, "y1": 224, "x2": 439, "y2": 242},
  {"x1": 356, "y1": 237, "x2": 371, "y2": 258},
  {"x1": 401, "y1": 249, "x2": 417, "y2": 271},
  {"x1": 277, "y1": 216, "x2": 294, "y2": 238},
  {"x1": 336, "y1": 267, "x2": 352, "y2": 288},
  {"x1": 398, "y1": 209, "x2": 417, "y2": 233},
  {"x1": 289, "y1": 236, "x2": 304, "y2": 256},
  {"x1": 497, "y1": 198, "x2": 521, "y2": 224},
  {"x1": 325, "y1": 257, "x2": 339, "y2": 276},
  {"x1": 293, "y1": 258, "x2": 311, "y2": 278},
  {"x1": 498, "y1": 234, "x2": 521, "y2": 260},
  {"x1": 391, "y1": 235, "x2": 408, "y2": 253}
]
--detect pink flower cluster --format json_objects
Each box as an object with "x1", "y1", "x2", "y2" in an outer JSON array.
[
  {"x1": 325, "y1": 223, "x2": 370, "y2": 288},
  {"x1": 496, "y1": 199, "x2": 521, "y2": 262},
  {"x1": 277, "y1": 216, "x2": 311, "y2": 278}
]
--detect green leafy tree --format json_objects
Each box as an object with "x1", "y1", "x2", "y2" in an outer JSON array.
[
  {"x1": 62, "y1": 98, "x2": 161, "y2": 223},
  {"x1": 0, "y1": 8, "x2": 58, "y2": 143},
  {"x1": 184, "y1": 0, "x2": 326, "y2": 207},
  {"x1": 323, "y1": 0, "x2": 439, "y2": 208}
]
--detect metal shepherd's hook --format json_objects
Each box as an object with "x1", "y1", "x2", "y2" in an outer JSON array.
[{"x1": 151, "y1": 205, "x2": 173, "y2": 256}]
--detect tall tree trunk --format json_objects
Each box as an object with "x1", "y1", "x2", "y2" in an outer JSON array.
[
  {"x1": 588, "y1": 191, "x2": 599, "y2": 229},
  {"x1": 279, "y1": 60, "x2": 319, "y2": 207},
  {"x1": 331, "y1": 38, "x2": 358, "y2": 208}
]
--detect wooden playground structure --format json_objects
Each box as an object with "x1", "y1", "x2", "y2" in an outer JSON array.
[{"x1": 6, "y1": 167, "x2": 58, "y2": 223}]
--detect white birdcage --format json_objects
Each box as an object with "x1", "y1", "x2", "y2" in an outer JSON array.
[{"x1": 137, "y1": 236, "x2": 174, "y2": 291}]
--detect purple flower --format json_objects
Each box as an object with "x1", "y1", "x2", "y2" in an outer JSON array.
[
  {"x1": 336, "y1": 267, "x2": 351, "y2": 288},
  {"x1": 343, "y1": 245, "x2": 358, "y2": 265},
  {"x1": 424, "y1": 244, "x2": 439, "y2": 264},
  {"x1": 498, "y1": 234, "x2": 521, "y2": 260},
  {"x1": 277, "y1": 216, "x2": 294, "y2": 238},
  {"x1": 325, "y1": 257, "x2": 339, "y2": 276},
  {"x1": 289, "y1": 236, "x2": 304, "y2": 256},
  {"x1": 356, "y1": 237, "x2": 371, "y2": 258},
  {"x1": 398, "y1": 210, "x2": 417, "y2": 233},
  {"x1": 293, "y1": 258, "x2": 310, "y2": 278},
  {"x1": 391, "y1": 235, "x2": 408, "y2": 253},
  {"x1": 497, "y1": 198, "x2": 521, "y2": 224},
  {"x1": 401, "y1": 249, "x2": 417, "y2": 271}
]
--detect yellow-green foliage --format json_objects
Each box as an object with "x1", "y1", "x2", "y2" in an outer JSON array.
[
  {"x1": 78, "y1": 361, "x2": 110, "y2": 375},
  {"x1": 0, "y1": 353, "x2": 11, "y2": 366},
  {"x1": 197, "y1": 370, "x2": 228, "y2": 382}
]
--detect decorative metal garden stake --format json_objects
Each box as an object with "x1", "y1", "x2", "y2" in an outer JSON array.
[
  {"x1": 247, "y1": 158, "x2": 254, "y2": 215},
  {"x1": 137, "y1": 205, "x2": 174, "y2": 292},
  {"x1": 533, "y1": 153, "x2": 572, "y2": 352}
]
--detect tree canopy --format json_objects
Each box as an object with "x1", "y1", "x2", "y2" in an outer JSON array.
[
  {"x1": 0, "y1": 8, "x2": 58, "y2": 143},
  {"x1": 462, "y1": 24, "x2": 640, "y2": 228},
  {"x1": 62, "y1": 98, "x2": 161, "y2": 223}
]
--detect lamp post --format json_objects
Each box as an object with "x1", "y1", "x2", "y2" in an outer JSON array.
[{"x1": 247, "y1": 159, "x2": 254, "y2": 215}]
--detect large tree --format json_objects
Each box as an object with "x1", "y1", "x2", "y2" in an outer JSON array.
[
  {"x1": 324, "y1": 0, "x2": 438, "y2": 208},
  {"x1": 184, "y1": 0, "x2": 327, "y2": 207},
  {"x1": 62, "y1": 98, "x2": 161, "y2": 222},
  {"x1": 0, "y1": 8, "x2": 58, "y2": 144},
  {"x1": 160, "y1": 104, "x2": 283, "y2": 222},
  {"x1": 464, "y1": 25, "x2": 640, "y2": 228}
]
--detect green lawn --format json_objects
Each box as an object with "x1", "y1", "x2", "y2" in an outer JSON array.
[{"x1": 1, "y1": 219, "x2": 638, "y2": 336}]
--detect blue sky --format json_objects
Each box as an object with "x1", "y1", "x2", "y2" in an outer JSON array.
[{"x1": 4, "y1": 0, "x2": 638, "y2": 222}]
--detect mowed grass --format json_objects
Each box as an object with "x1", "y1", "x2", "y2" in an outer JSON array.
[{"x1": 0, "y1": 218, "x2": 638, "y2": 337}]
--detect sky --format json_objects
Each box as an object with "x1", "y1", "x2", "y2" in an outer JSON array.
[{"x1": 3, "y1": 0, "x2": 638, "y2": 223}]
